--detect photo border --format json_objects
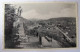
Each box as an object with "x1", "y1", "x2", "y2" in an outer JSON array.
[{"x1": 2, "y1": 1, "x2": 79, "y2": 51}]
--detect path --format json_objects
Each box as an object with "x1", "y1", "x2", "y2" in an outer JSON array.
[{"x1": 17, "y1": 36, "x2": 40, "y2": 48}]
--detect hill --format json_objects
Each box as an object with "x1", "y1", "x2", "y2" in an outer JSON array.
[{"x1": 22, "y1": 17, "x2": 76, "y2": 47}]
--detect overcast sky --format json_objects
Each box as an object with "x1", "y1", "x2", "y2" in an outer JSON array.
[{"x1": 14, "y1": 3, "x2": 76, "y2": 20}]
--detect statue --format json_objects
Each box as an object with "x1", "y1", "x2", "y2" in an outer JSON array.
[{"x1": 17, "y1": 6, "x2": 22, "y2": 16}]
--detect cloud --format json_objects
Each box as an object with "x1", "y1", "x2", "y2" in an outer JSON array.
[
  {"x1": 22, "y1": 10, "x2": 43, "y2": 19},
  {"x1": 13, "y1": 3, "x2": 76, "y2": 19},
  {"x1": 22, "y1": 7, "x2": 76, "y2": 20}
]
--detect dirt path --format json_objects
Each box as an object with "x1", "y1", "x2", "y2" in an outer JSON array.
[{"x1": 17, "y1": 36, "x2": 40, "y2": 48}]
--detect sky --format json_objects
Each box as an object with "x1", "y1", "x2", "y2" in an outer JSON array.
[{"x1": 14, "y1": 3, "x2": 76, "y2": 20}]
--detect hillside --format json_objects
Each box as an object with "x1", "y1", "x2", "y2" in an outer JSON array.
[
  {"x1": 22, "y1": 17, "x2": 76, "y2": 47},
  {"x1": 37, "y1": 17, "x2": 76, "y2": 37},
  {"x1": 22, "y1": 17, "x2": 76, "y2": 38}
]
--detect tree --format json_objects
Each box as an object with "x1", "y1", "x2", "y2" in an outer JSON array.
[{"x1": 5, "y1": 4, "x2": 18, "y2": 48}]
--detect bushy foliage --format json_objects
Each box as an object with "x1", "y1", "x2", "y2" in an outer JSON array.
[{"x1": 5, "y1": 4, "x2": 19, "y2": 48}]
